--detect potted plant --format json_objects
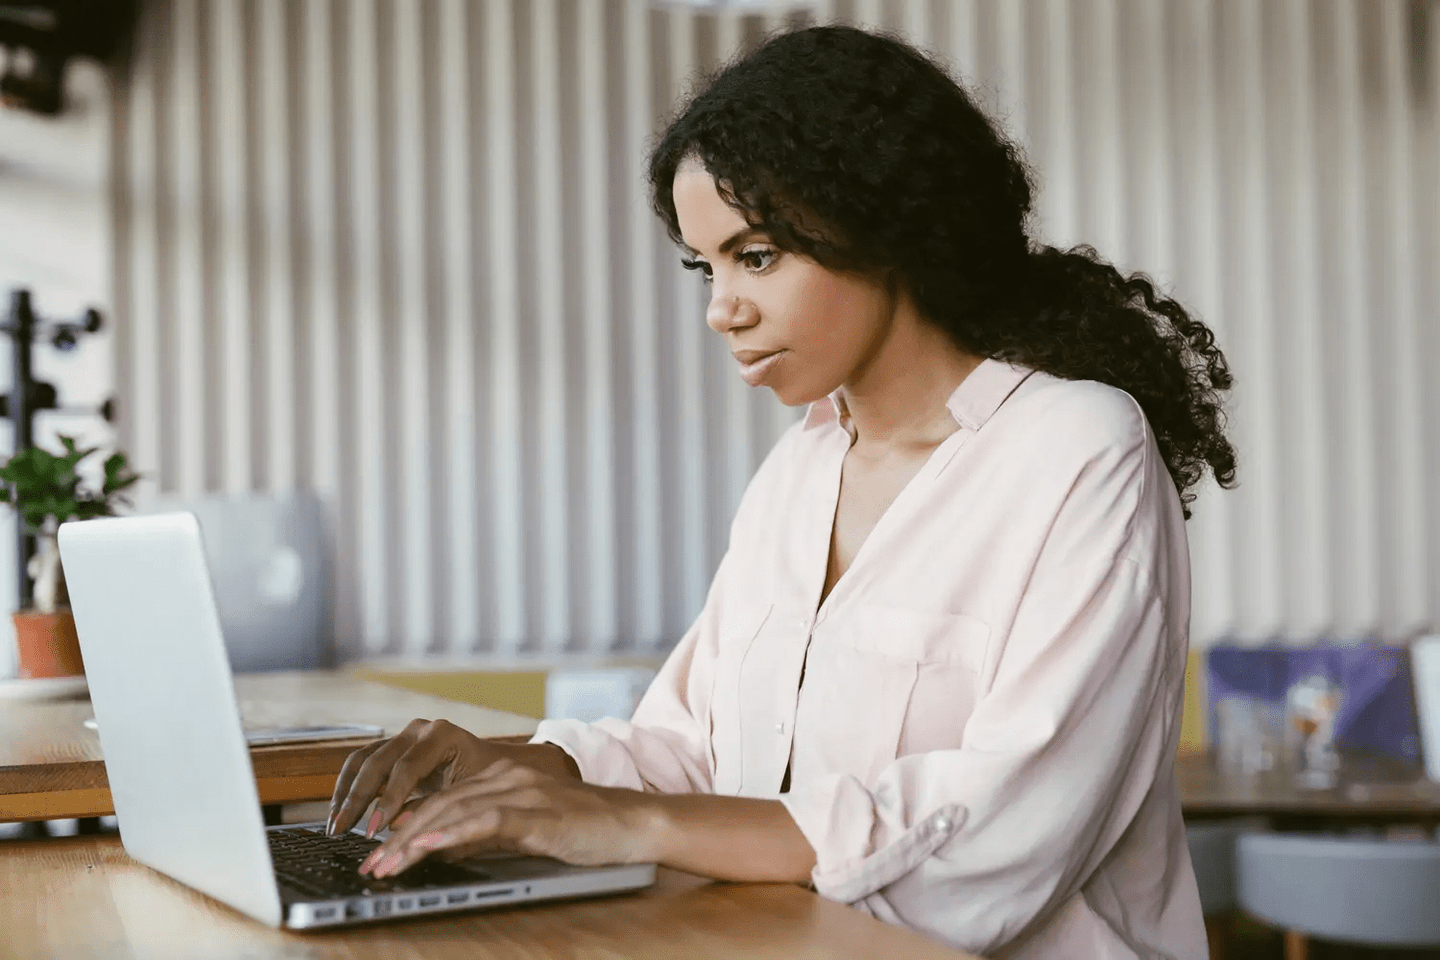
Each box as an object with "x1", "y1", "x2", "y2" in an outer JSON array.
[{"x1": 0, "y1": 435, "x2": 140, "y2": 678}]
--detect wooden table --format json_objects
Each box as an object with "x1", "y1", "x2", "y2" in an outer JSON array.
[
  {"x1": 0, "y1": 834, "x2": 975, "y2": 959},
  {"x1": 11, "y1": 671, "x2": 1438, "y2": 827},
  {"x1": 1, "y1": 672, "x2": 978, "y2": 958},
  {"x1": 1177, "y1": 751, "x2": 1440, "y2": 828},
  {"x1": 0, "y1": 671, "x2": 540, "y2": 822}
]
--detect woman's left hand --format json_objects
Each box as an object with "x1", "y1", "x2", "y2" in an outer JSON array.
[{"x1": 359, "y1": 758, "x2": 658, "y2": 879}]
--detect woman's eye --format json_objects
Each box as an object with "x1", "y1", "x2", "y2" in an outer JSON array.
[
  {"x1": 680, "y1": 257, "x2": 713, "y2": 282},
  {"x1": 738, "y1": 247, "x2": 778, "y2": 272}
]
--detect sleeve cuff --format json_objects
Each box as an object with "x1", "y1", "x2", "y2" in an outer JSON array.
[
  {"x1": 529, "y1": 718, "x2": 646, "y2": 791},
  {"x1": 780, "y1": 772, "x2": 966, "y2": 903}
]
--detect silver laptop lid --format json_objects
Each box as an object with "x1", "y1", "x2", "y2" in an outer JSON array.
[{"x1": 59, "y1": 513, "x2": 284, "y2": 927}]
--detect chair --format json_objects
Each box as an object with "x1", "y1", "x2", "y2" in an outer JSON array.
[
  {"x1": 1236, "y1": 832, "x2": 1440, "y2": 960},
  {"x1": 1186, "y1": 819, "x2": 1262, "y2": 960},
  {"x1": 140, "y1": 492, "x2": 331, "y2": 672}
]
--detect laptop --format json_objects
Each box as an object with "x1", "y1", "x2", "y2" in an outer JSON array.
[{"x1": 57, "y1": 512, "x2": 656, "y2": 929}]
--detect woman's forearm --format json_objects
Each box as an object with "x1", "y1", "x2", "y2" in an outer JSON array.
[{"x1": 637, "y1": 793, "x2": 817, "y2": 884}]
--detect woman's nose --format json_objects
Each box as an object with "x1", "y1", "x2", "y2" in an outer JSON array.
[{"x1": 706, "y1": 287, "x2": 744, "y2": 334}]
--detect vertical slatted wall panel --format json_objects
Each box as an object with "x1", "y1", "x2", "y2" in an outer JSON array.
[
  {"x1": 1170, "y1": 0, "x2": 1236, "y2": 647},
  {"x1": 390, "y1": 0, "x2": 430, "y2": 653},
  {"x1": 620, "y1": 0, "x2": 663, "y2": 648},
  {"x1": 1334, "y1": 0, "x2": 1385, "y2": 640},
  {"x1": 1269, "y1": 0, "x2": 1330, "y2": 639},
  {"x1": 483, "y1": 0, "x2": 524, "y2": 655},
  {"x1": 109, "y1": 0, "x2": 1440, "y2": 660},
  {"x1": 575, "y1": 0, "x2": 619, "y2": 651},
  {"x1": 1377, "y1": 0, "x2": 1430, "y2": 639},
  {"x1": 437, "y1": 0, "x2": 478, "y2": 649}
]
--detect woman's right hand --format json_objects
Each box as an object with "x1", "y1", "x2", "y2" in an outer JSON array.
[{"x1": 325, "y1": 718, "x2": 580, "y2": 837}]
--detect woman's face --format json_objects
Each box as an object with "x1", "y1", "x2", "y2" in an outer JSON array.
[{"x1": 670, "y1": 159, "x2": 898, "y2": 407}]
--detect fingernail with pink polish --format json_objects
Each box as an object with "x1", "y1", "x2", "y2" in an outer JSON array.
[{"x1": 365, "y1": 810, "x2": 383, "y2": 838}]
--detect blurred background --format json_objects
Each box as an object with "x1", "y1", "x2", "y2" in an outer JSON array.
[
  {"x1": 0, "y1": 0, "x2": 1437, "y2": 699},
  {"x1": 2, "y1": 1, "x2": 1439, "y2": 954}
]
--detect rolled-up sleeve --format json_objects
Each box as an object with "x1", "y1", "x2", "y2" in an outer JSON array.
[{"x1": 780, "y1": 423, "x2": 1183, "y2": 954}]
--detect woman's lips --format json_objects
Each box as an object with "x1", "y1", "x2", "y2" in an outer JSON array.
[{"x1": 736, "y1": 349, "x2": 784, "y2": 387}]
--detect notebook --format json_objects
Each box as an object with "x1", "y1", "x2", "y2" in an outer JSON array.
[{"x1": 57, "y1": 512, "x2": 655, "y2": 929}]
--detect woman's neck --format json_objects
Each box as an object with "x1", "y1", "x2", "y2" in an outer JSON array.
[{"x1": 838, "y1": 310, "x2": 985, "y2": 457}]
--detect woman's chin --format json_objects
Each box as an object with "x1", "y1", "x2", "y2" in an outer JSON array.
[{"x1": 766, "y1": 385, "x2": 813, "y2": 409}]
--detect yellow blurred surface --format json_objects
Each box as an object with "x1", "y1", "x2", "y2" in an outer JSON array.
[
  {"x1": 1179, "y1": 648, "x2": 1208, "y2": 756},
  {"x1": 347, "y1": 667, "x2": 549, "y2": 719}
]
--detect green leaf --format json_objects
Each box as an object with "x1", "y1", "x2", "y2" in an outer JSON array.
[
  {"x1": 0, "y1": 436, "x2": 145, "y2": 536},
  {"x1": 102, "y1": 475, "x2": 140, "y2": 495}
]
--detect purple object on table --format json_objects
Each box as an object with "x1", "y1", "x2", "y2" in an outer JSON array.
[{"x1": 1206, "y1": 643, "x2": 1422, "y2": 763}]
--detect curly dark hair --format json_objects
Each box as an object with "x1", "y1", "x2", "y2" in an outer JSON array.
[{"x1": 648, "y1": 25, "x2": 1236, "y2": 518}]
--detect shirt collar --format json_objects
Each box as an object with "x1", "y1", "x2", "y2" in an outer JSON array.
[{"x1": 803, "y1": 357, "x2": 1035, "y2": 437}]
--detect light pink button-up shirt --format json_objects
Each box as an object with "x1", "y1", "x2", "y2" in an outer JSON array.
[{"x1": 532, "y1": 359, "x2": 1208, "y2": 959}]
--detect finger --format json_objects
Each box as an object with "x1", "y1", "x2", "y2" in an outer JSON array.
[
  {"x1": 360, "y1": 796, "x2": 464, "y2": 876},
  {"x1": 385, "y1": 795, "x2": 428, "y2": 834},
  {"x1": 325, "y1": 740, "x2": 386, "y2": 834},
  {"x1": 364, "y1": 784, "x2": 477, "y2": 868},
  {"x1": 369, "y1": 805, "x2": 519, "y2": 879},
  {"x1": 357, "y1": 744, "x2": 519, "y2": 838},
  {"x1": 330, "y1": 734, "x2": 413, "y2": 836},
  {"x1": 364, "y1": 779, "x2": 526, "y2": 876},
  {"x1": 365, "y1": 726, "x2": 461, "y2": 837},
  {"x1": 330, "y1": 718, "x2": 432, "y2": 836},
  {"x1": 387, "y1": 784, "x2": 559, "y2": 877},
  {"x1": 380, "y1": 772, "x2": 542, "y2": 851}
]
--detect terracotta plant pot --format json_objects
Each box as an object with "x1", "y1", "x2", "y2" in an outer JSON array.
[{"x1": 12, "y1": 609, "x2": 84, "y2": 679}]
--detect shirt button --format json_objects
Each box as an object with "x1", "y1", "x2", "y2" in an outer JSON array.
[
  {"x1": 775, "y1": 721, "x2": 786, "y2": 734},
  {"x1": 797, "y1": 617, "x2": 812, "y2": 632},
  {"x1": 933, "y1": 814, "x2": 952, "y2": 834}
]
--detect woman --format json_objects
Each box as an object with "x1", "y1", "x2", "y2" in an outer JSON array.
[{"x1": 328, "y1": 25, "x2": 1236, "y2": 959}]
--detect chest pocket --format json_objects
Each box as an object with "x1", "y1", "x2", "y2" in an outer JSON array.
[
  {"x1": 708, "y1": 604, "x2": 770, "y2": 796},
  {"x1": 709, "y1": 603, "x2": 814, "y2": 797},
  {"x1": 794, "y1": 605, "x2": 991, "y2": 786}
]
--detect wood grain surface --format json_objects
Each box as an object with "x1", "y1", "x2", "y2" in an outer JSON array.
[
  {"x1": 0, "y1": 672, "x2": 539, "y2": 821},
  {"x1": 0, "y1": 835, "x2": 978, "y2": 960}
]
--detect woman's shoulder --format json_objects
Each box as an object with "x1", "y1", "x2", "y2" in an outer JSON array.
[{"x1": 1000, "y1": 369, "x2": 1151, "y2": 461}]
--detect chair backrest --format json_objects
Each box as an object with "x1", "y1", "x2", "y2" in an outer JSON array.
[
  {"x1": 139, "y1": 492, "x2": 331, "y2": 673},
  {"x1": 1413, "y1": 635, "x2": 1440, "y2": 782},
  {"x1": 1237, "y1": 833, "x2": 1440, "y2": 946}
]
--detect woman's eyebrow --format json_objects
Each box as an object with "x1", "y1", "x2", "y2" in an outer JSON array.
[
  {"x1": 717, "y1": 228, "x2": 764, "y2": 255},
  {"x1": 681, "y1": 228, "x2": 765, "y2": 260}
]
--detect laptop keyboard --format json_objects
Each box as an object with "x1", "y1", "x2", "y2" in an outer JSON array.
[{"x1": 269, "y1": 827, "x2": 492, "y2": 899}]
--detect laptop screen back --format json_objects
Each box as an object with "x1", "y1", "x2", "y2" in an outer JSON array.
[{"x1": 59, "y1": 513, "x2": 284, "y2": 926}]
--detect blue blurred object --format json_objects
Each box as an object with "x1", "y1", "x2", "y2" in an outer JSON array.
[
  {"x1": 1206, "y1": 642, "x2": 1422, "y2": 763},
  {"x1": 1238, "y1": 833, "x2": 1440, "y2": 947}
]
